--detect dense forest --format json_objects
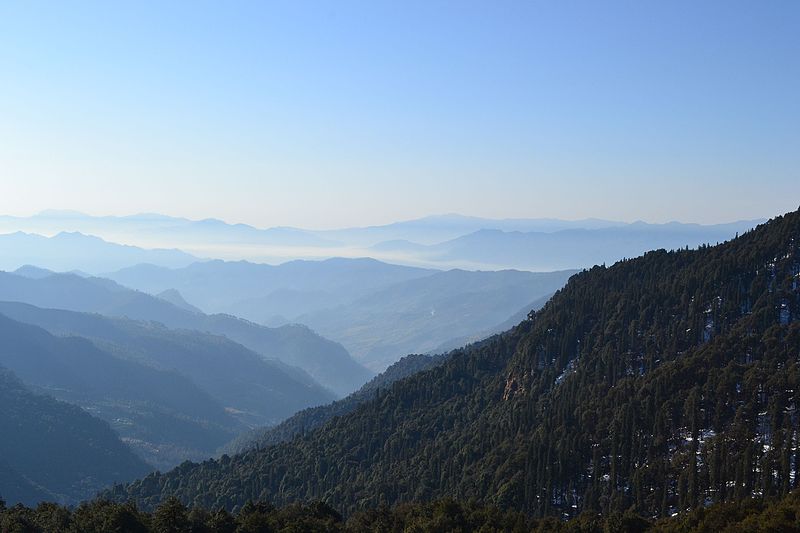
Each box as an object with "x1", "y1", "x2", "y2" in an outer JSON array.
[
  {"x1": 223, "y1": 353, "x2": 449, "y2": 455},
  {"x1": 4, "y1": 491, "x2": 800, "y2": 532},
  {"x1": 107, "y1": 208, "x2": 800, "y2": 520}
]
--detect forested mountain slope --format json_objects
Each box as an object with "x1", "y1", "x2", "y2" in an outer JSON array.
[
  {"x1": 223, "y1": 353, "x2": 448, "y2": 455},
  {"x1": 109, "y1": 208, "x2": 800, "y2": 519},
  {"x1": 0, "y1": 272, "x2": 370, "y2": 395},
  {"x1": 0, "y1": 367, "x2": 149, "y2": 505}
]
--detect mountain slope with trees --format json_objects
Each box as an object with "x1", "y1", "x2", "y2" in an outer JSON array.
[
  {"x1": 108, "y1": 208, "x2": 800, "y2": 520},
  {"x1": 427, "y1": 292, "x2": 555, "y2": 355},
  {"x1": 223, "y1": 352, "x2": 449, "y2": 455},
  {"x1": 0, "y1": 367, "x2": 149, "y2": 505}
]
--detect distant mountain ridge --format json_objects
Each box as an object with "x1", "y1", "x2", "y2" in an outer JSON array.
[
  {"x1": 103, "y1": 259, "x2": 574, "y2": 371},
  {"x1": 0, "y1": 271, "x2": 371, "y2": 395},
  {"x1": 317, "y1": 213, "x2": 633, "y2": 246},
  {"x1": 105, "y1": 257, "x2": 435, "y2": 314},
  {"x1": 155, "y1": 288, "x2": 203, "y2": 314},
  {"x1": 298, "y1": 268, "x2": 576, "y2": 370},
  {"x1": 369, "y1": 219, "x2": 764, "y2": 270},
  {"x1": 0, "y1": 210, "x2": 765, "y2": 270},
  {"x1": 428, "y1": 291, "x2": 555, "y2": 355},
  {"x1": 0, "y1": 231, "x2": 197, "y2": 273},
  {"x1": 0, "y1": 211, "x2": 339, "y2": 249}
]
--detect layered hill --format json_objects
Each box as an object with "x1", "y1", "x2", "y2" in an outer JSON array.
[
  {"x1": 106, "y1": 257, "x2": 435, "y2": 314},
  {"x1": 0, "y1": 313, "x2": 237, "y2": 469},
  {"x1": 428, "y1": 292, "x2": 555, "y2": 355},
  {"x1": 106, "y1": 259, "x2": 573, "y2": 372},
  {"x1": 109, "y1": 208, "x2": 800, "y2": 519},
  {"x1": 0, "y1": 231, "x2": 197, "y2": 273},
  {"x1": 299, "y1": 269, "x2": 575, "y2": 370},
  {"x1": 0, "y1": 272, "x2": 370, "y2": 395},
  {"x1": 0, "y1": 210, "x2": 339, "y2": 250},
  {"x1": 0, "y1": 211, "x2": 762, "y2": 271},
  {"x1": 0, "y1": 367, "x2": 149, "y2": 505},
  {"x1": 0, "y1": 304, "x2": 336, "y2": 468},
  {"x1": 371, "y1": 219, "x2": 763, "y2": 271}
]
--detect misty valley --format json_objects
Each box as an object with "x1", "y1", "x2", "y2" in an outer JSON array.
[
  {"x1": 2, "y1": 209, "x2": 800, "y2": 532},
  {"x1": 2, "y1": 3, "x2": 798, "y2": 530}
]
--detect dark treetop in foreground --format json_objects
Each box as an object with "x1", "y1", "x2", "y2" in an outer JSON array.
[{"x1": 4, "y1": 491, "x2": 800, "y2": 532}]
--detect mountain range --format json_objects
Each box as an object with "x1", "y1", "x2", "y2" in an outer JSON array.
[
  {"x1": 107, "y1": 207, "x2": 800, "y2": 520},
  {"x1": 0, "y1": 211, "x2": 763, "y2": 270},
  {"x1": 370, "y1": 220, "x2": 765, "y2": 270},
  {"x1": 0, "y1": 271, "x2": 370, "y2": 395},
  {"x1": 0, "y1": 231, "x2": 197, "y2": 274},
  {"x1": 104, "y1": 260, "x2": 575, "y2": 371},
  {"x1": 1, "y1": 207, "x2": 789, "y2": 519},
  {"x1": 104, "y1": 258, "x2": 435, "y2": 315},
  {"x1": 296, "y1": 268, "x2": 575, "y2": 370},
  {"x1": 0, "y1": 302, "x2": 337, "y2": 469}
]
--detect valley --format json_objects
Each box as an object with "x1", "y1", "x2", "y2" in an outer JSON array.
[{"x1": 1, "y1": 4, "x2": 796, "y2": 528}]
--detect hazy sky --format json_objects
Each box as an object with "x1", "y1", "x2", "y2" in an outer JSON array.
[{"x1": 0, "y1": 1, "x2": 797, "y2": 229}]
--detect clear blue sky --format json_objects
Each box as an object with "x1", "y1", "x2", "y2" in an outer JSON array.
[{"x1": 0, "y1": 1, "x2": 797, "y2": 228}]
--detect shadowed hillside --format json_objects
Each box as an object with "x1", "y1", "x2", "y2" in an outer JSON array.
[{"x1": 0, "y1": 367, "x2": 149, "y2": 505}]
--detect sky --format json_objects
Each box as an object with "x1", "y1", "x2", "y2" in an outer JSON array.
[{"x1": 0, "y1": 1, "x2": 798, "y2": 229}]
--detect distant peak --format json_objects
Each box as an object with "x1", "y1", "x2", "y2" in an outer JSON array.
[
  {"x1": 36, "y1": 209, "x2": 89, "y2": 218},
  {"x1": 13, "y1": 264, "x2": 56, "y2": 279},
  {"x1": 126, "y1": 212, "x2": 178, "y2": 221},
  {"x1": 53, "y1": 231, "x2": 102, "y2": 241}
]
